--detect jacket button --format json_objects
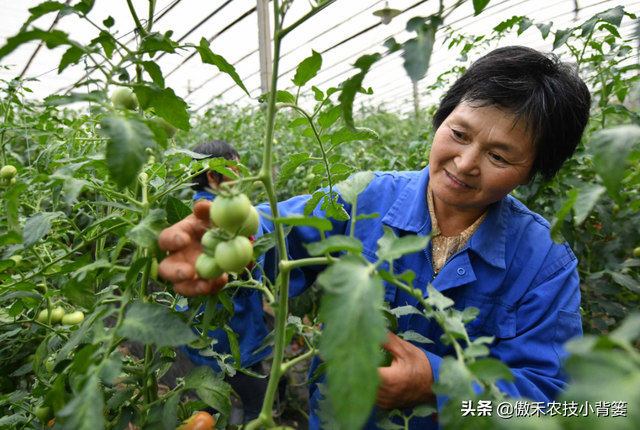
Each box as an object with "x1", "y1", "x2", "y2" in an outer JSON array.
[
  {"x1": 472, "y1": 318, "x2": 481, "y2": 328},
  {"x1": 457, "y1": 267, "x2": 465, "y2": 275}
]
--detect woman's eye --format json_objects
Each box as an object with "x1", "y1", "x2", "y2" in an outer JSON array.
[
  {"x1": 452, "y1": 130, "x2": 463, "y2": 139},
  {"x1": 491, "y1": 154, "x2": 505, "y2": 162}
]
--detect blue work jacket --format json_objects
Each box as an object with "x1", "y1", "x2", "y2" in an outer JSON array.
[
  {"x1": 255, "y1": 166, "x2": 582, "y2": 430},
  {"x1": 179, "y1": 190, "x2": 272, "y2": 371}
]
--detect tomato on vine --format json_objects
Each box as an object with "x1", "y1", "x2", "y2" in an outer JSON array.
[
  {"x1": 238, "y1": 206, "x2": 260, "y2": 237},
  {"x1": 61, "y1": 311, "x2": 85, "y2": 325},
  {"x1": 1, "y1": 165, "x2": 17, "y2": 179},
  {"x1": 110, "y1": 87, "x2": 138, "y2": 110},
  {"x1": 201, "y1": 231, "x2": 222, "y2": 254},
  {"x1": 209, "y1": 194, "x2": 251, "y2": 234},
  {"x1": 35, "y1": 405, "x2": 53, "y2": 423},
  {"x1": 214, "y1": 236, "x2": 253, "y2": 274},
  {"x1": 177, "y1": 411, "x2": 216, "y2": 430},
  {"x1": 38, "y1": 307, "x2": 65, "y2": 324},
  {"x1": 152, "y1": 116, "x2": 178, "y2": 139},
  {"x1": 195, "y1": 253, "x2": 224, "y2": 280}
]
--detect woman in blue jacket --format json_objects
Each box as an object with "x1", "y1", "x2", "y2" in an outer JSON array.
[
  {"x1": 178, "y1": 140, "x2": 271, "y2": 423},
  {"x1": 158, "y1": 46, "x2": 591, "y2": 429}
]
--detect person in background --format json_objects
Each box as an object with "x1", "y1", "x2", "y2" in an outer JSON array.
[{"x1": 179, "y1": 139, "x2": 271, "y2": 423}]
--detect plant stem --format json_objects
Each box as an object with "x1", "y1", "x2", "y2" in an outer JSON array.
[{"x1": 126, "y1": 0, "x2": 148, "y2": 37}]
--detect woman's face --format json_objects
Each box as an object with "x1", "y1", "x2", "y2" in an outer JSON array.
[
  {"x1": 429, "y1": 102, "x2": 537, "y2": 214},
  {"x1": 207, "y1": 157, "x2": 240, "y2": 188}
]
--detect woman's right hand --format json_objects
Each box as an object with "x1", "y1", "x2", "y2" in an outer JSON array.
[{"x1": 157, "y1": 200, "x2": 228, "y2": 296}]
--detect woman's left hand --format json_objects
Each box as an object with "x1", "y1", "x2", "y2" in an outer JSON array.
[{"x1": 376, "y1": 331, "x2": 436, "y2": 410}]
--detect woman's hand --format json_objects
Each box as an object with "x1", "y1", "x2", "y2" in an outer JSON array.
[
  {"x1": 376, "y1": 331, "x2": 436, "y2": 410},
  {"x1": 157, "y1": 200, "x2": 228, "y2": 296}
]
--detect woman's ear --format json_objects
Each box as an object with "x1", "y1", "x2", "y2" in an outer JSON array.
[{"x1": 206, "y1": 170, "x2": 220, "y2": 187}]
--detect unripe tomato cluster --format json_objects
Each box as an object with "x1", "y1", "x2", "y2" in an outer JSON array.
[
  {"x1": 37, "y1": 307, "x2": 84, "y2": 326},
  {"x1": 196, "y1": 193, "x2": 258, "y2": 279},
  {"x1": 1, "y1": 164, "x2": 17, "y2": 187}
]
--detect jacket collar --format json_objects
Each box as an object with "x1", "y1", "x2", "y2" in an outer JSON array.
[
  {"x1": 381, "y1": 166, "x2": 507, "y2": 269},
  {"x1": 193, "y1": 190, "x2": 216, "y2": 201}
]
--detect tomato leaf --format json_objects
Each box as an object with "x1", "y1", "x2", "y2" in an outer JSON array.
[
  {"x1": 183, "y1": 366, "x2": 232, "y2": 428},
  {"x1": 58, "y1": 46, "x2": 85, "y2": 73},
  {"x1": 100, "y1": 115, "x2": 155, "y2": 188},
  {"x1": 57, "y1": 374, "x2": 105, "y2": 430},
  {"x1": 335, "y1": 171, "x2": 374, "y2": 205},
  {"x1": 194, "y1": 37, "x2": 249, "y2": 96},
  {"x1": 23, "y1": 212, "x2": 65, "y2": 248},
  {"x1": 118, "y1": 302, "x2": 198, "y2": 348},
  {"x1": 304, "y1": 235, "x2": 363, "y2": 256},
  {"x1": 140, "y1": 61, "x2": 165, "y2": 88},
  {"x1": 127, "y1": 209, "x2": 169, "y2": 249},
  {"x1": 589, "y1": 125, "x2": 640, "y2": 199},
  {"x1": 472, "y1": 0, "x2": 491, "y2": 15},
  {"x1": 292, "y1": 50, "x2": 322, "y2": 87},
  {"x1": 376, "y1": 226, "x2": 430, "y2": 261},
  {"x1": 330, "y1": 127, "x2": 378, "y2": 149},
  {"x1": 166, "y1": 197, "x2": 192, "y2": 225},
  {"x1": 0, "y1": 29, "x2": 74, "y2": 61},
  {"x1": 150, "y1": 87, "x2": 190, "y2": 131},
  {"x1": 276, "y1": 152, "x2": 310, "y2": 187},
  {"x1": 317, "y1": 255, "x2": 387, "y2": 430},
  {"x1": 339, "y1": 53, "x2": 380, "y2": 130}
]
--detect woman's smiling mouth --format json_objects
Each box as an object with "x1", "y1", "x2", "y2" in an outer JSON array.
[{"x1": 444, "y1": 169, "x2": 473, "y2": 189}]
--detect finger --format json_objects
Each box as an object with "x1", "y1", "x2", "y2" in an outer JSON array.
[
  {"x1": 381, "y1": 331, "x2": 403, "y2": 355},
  {"x1": 173, "y1": 280, "x2": 201, "y2": 297},
  {"x1": 158, "y1": 221, "x2": 193, "y2": 252},
  {"x1": 193, "y1": 200, "x2": 213, "y2": 223},
  {"x1": 158, "y1": 256, "x2": 196, "y2": 283}
]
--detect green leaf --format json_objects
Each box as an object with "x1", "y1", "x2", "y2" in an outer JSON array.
[
  {"x1": 399, "y1": 330, "x2": 434, "y2": 344},
  {"x1": 271, "y1": 214, "x2": 333, "y2": 232},
  {"x1": 74, "y1": 0, "x2": 94, "y2": 14},
  {"x1": 589, "y1": 126, "x2": 640, "y2": 199},
  {"x1": 194, "y1": 38, "x2": 249, "y2": 96},
  {"x1": 100, "y1": 115, "x2": 155, "y2": 188},
  {"x1": 22, "y1": 1, "x2": 66, "y2": 31},
  {"x1": 581, "y1": 16, "x2": 598, "y2": 37},
  {"x1": 330, "y1": 163, "x2": 350, "y2": 175},
  {"x1": 118, "y1": 302, "x2": 198, "y2": 348},
  {"x1": 62, "y1": 278, "x2": 95, "y2": 309},
  {"x1": 57, "y1": 374, "x2": 105, "y2": 430},
  {"x1": 44, "y1": 91, "x2": 104, "y2": 106},
  {"x1": 140, "y1": 61, "x2": 165, "y2": 88},
  {"x1": 59, "y1": 46, "x2": 85, "y2": 73},
  {"x1": 317, "y1": 256, "x2": 387, "y2": 430},
  {"x1": 183, "y1": 366, "x2": 232, "y2": 428},
  {"x1": 151, "y1": 87, "x2": 190, "y2": 131},
  {"x1": 304, "y1": 235, "x2": 363, "y2": 256},
  {"x1": 335, "y1": 171, "x2": 374, "y2": 205},
  {"x1": 292, "y1": 50, "x2": 322, "y2": 87},
  {"x1": 553, "y1": 28, "x2": 574, "y2": 50},
  {"x1": 312, "y1": 86, "x2": 324, "y2": 101},
  {"x1": 90, "y1": 31, "x2": 115, "y2": 59},
  {"x1": 473, "y1": 0, "x2": 491, "y2": 15},
  {"x1": 330, "y1": 126, "x2": 378, "y2": 148},
  {"x1": 140, "y1": 32, "x2": 177, "y2": 55},
  {"x1": 425, "y1": 284, "x2": 454, "y2": 311},
  {"x1": 536, "y1": 22, "x2": 553, "y2": 39},
  {"x1": 467, "y1": 358, "x2": 514, "y2": 382},
  {"x1": 598, "y1": 5, "x2": 624, "y2": 27},
  {"x1": 304, "y1": 190, "x2": 326, "y2": 217},
  {"x1": 0, "y1": 29, "x2": 73, "y2": 61},
  {"x1": 276, "y1": 90, "x2": 295, "y2": 104},
  {"x1": 376, "y1": 226, "x2": 430, "y2": 261},
  {"x1": 127, "y1": 209, "x2": 168, "y2": 248},
  {"x1": 549, "y1": 188, "x2": 578, "y2": 244},
  {"x1": 162, "y1": 394, "x2": 180, "y2": 430},
  {"x1": 339, "y1": 53, "x2": 380, "y2": 130},
  {"x1": 412, "y1": 403, "x2": 437, "y2": 418},
  {"x1": 4, "y1": 184, "x2": 26, "y2": 236},
  {"x1": 166, "y1": 197, "x2": 191, "y2": 225},
  {"x1": 402, "y1": 19, "x2": 438, "y2": 81},
  {"x1": 318, "y1": 104, "x2": 342, "y2": 128},
  {"x1": 103, "y1": 16, "x2": 114, "y2": 27},
  {"x1": 288, "y1": 117, "x2": 308, "y2": 128},
  {"x1": 432, "y1": 356, "x2": 474, "y2": 398},
  {"x1": 573, "y1": 185, "x2": 606, "y2": 226},
  {"x1": 23, "y1": 212, "x2": 65, "y2": 248},
  {"x1": 276, "y1": 152, "x2": 310, "y2": 187},
  {"x1": 610, "y1": 313, "x2": 640, "y2": 343}
]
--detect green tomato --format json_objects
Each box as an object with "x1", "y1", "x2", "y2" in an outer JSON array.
[
  {"x1": 150, "y1": 258, "x2": 159, "y2": 282},
  {"x1": 45, "y1": 356, "x2": 56, "y2": 373},
  {"x1": 195, "y1": 253, "x2": 224, "y2": 280},
  {"x1": 152, "y1": 116, "x2": 178, "y2": 139},
  {"x1": 201, "y1": 231, "x2": 222, "y2": 254},
  {"x1": 61, "y1": 311, "x2": 85, "y2": 325},
  {"x1": 634, "y1": 247, "x2": 640, "y2": 258},
  {"x1": 0, "y1": 165, "x2": 17, "y2": 179},
  {"x1": 237, "y1": 206, "x2": 259, "y2": 237},
  {"x1": 612, "y1": 204, "x2": 620, "y2": 216},
  {"x1": 38, "y1": 307, "x2": 65, "y2": 324},
  {"x1": 214, "y1": 236, "x2": 253, "y2": 274},
  {"x1": 209, "y1": 194, "x2": 252, "y2": 234},
  {"x1": 35, "y1": 405, "x2": 54, "y2": 423},
  {"x1": 110, "y1": 87, "x2": 138, "y2": 110}
]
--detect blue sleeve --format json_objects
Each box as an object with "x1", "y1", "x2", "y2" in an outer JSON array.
[
  {"x1": 424, "y1": 259, "x2": 582, "y2": 412},
  {"x1": 255, "y1": 192, "x2": 351, "y2": 297}
]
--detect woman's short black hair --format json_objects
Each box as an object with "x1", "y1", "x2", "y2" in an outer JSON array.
[
  {"x1": 191, "y1": 140, "x2": 239, "y2": 191},
  {"x1": 433, "y1": 46, "x2": 591, "y2": 182}
]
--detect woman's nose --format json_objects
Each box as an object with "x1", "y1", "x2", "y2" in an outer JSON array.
[{"x1": 455, "y1": 146, "x2": 479, "y2": 173}]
